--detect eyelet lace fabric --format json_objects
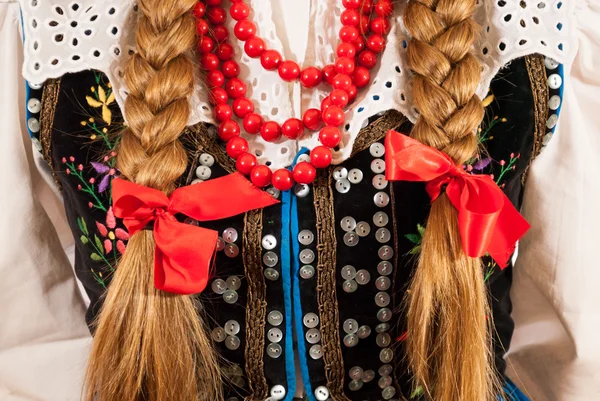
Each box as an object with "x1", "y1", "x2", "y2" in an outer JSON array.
[{"x1": 20, "y1": 0, "x2": 576, "y2": 169}]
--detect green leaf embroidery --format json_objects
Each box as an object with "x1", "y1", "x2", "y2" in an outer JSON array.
[
  {"x1": 80, "y1": 235, "x2": 89, "y2": 244},
  {"x1": 94, "y1": 234, "x2": 103, "y2": 251},
  {"x1": 417, "y1": 223, "x2": 425, "y2": 236},
  {"x1": 405, "y1": 233, "x2": 420, "y2": 244},
  {"x1": 411, "y1": 385, "x2": 424, "y2": 399},
  {"x1": 408, "y1": 245, "x2": 422, "y2": 255},
  {"x1": 77, "y1": 217, "x2": 89, "y2": 236},
  {"x1": 90, "y1": 253, "x2": 102, "y2": 261}
]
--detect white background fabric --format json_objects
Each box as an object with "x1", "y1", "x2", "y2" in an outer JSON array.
[{"x1": 0, "y1": 0, "x2": 598, "y2": 400}]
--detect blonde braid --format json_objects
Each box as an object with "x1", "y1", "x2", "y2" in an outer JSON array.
[{"x1": 84, "y1": 1, "x2": 223, "y2": 400}]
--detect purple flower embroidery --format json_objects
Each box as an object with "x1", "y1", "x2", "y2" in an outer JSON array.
[
  {"x1": 91, "y1": 161, "x2": 118, "y2": 193},
  {"x1": 473, "y1": 157, "x2": 492, "y2": 171}
]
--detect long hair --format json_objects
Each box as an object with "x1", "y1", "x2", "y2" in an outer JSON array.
[
  {"x1": 403, "y1": 0, "x2": 499, "y2": 399},
  {"x1": 84, "y1": 1, "x2": 223, "y2": 400}
]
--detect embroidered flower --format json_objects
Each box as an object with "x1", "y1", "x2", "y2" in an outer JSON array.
[
  {"x1": 86, "y1": 85, "x2": 115, "y2": 125},
  {"x1": 91, "y1": 161, "x2": 118, "y2": 193},
  {"x1": 95, "y1": 207, "x2": 129, "y2": 255}
]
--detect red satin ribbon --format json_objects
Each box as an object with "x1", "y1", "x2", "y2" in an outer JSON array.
[
  {"x1": 385, "y1": 130, "x2": 529, "y2": 268},
  {"x1": 112, "y1": 173, "x2": 278, "y2": 294}
]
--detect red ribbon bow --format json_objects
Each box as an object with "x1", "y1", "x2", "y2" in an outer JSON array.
[
  {"x1": 384, "y1": 130, "x2": 529, "y2": 268},
  {"x1": 112, "y1": 173, "x2": 278, "y2": 294}
]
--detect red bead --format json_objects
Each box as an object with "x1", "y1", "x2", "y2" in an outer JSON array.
[
  {"x1": 206, "y1": 0, "x2": 222, "y2": 5},
  {"x1": 250, "y1": 165, "x2": 272, "y2": 188},
  {"x1": 310, "y1": 146, "x2": 332, "y2": 168},
  {"x1": 303, "y1": 108, "x2": 322, "y2": 130},
  {"x1": 335, "y1": 57, "x2": 355, "y2": 74},
  {"x1": 339, "y1": 26, "x2": 359, "y2": 43},
  {"x1": 330, "y1": 89, "x2": 349, "y2": 107},
  {"x1": 212, "y1": 25, "x2": 229, "y2": 41},
  {"x1": 206, "y1": 70, "x2": 225, "y2": 87},
  {"x1": 201, "y1": 53, "x2": 219, "y2": 70},
  {"x1": 359, "y1": 15, "x2": 370, "y2": 35},
  {"x1": 322, "y1": 106, "x2": 345, "y2": 126},
  {"x1": 320, "y1": 96, "x2": 332, "y2": 112},
  {"x1": 322, "y1": 64, "x2": 337, "y2": 85},
  {"x1": 215, "y1": 43, "x2": 234, "y2": 61},
  {"x1": 207, "y1": 7, "x2": 227, "y2": 25},
  {"x1": 347, "y1": 84, "x2": 357, "y2": 102},
  {"x1": 196, "y1": 19, "x2": 209, "y2": 36},
  {"x1": 333, "y1": 73, "x2": 352, "y2": 91},
  {"x1": 340, "y1": 9, "x2": 359, "y2": 26},
  {"x1": 371, "y1": 17, "x2": 390, "y2": 35},
  {"x1": 222, "y1": 60, "x2": 240, "y2": 78},
  {"x1": 214, "y1": 104, "x2": 232, "y2": 122},
  {"x1": 210, "y1": 87, "x2": 228, "y2": 104},
  {"x1": 244, "y1": 36, "x2": 266, "y2": 58},
  {"x1": 234, "y1": 20, "x2": 256, "y2": 40},
  {"x1": 278, "y1": 61, "x2": 301, "y2": 82},
  {"x1": 193, "y1": 3, "x2": 206, "y2": 18},
  {"x1": 236, "y1": 153, "x2": 257, "y2": 175},
  {"x1": 319, "y1": 126, "x2": 342, "y2": 147},
  {"x1": 272, "y1": 169, "x2": 294, "y2": 191},
  {"x1": 342, "y1": 0, "x2": 361, "y2": 9},
  {"x1": 352, "y1": 36, "x2": 365, "y2": 52},
  {"x1": 352, "y1": 66, "x2": 370, "y2": 88},
  {"x1": 282, "y1": 118, "x2": 304, "y2": 139},
  {"x1": 366, "y1": 34, "x2": 386, "y2": 53},
  {"x1": 233, "y1": 97, "x2": 254, "y2": 118},
  {"x1": 375, "y1": 0, "x2": 394, "y2": 17},
  {"x1": 230, "y1": 2, "x2": 249, "y2": 20},
  {"x1": 300, "y1": 67, "x2": 323, "y2": 88},
  {"x1": 292, "y1": 162, "x2": 317, "y2": 184},
  {"x1": 359, "y1": 0, "x2": 373, "y2": 14},
  {"x1": 260, "y1": 121, "x2": 282, "y2": 142},
  {"x1": 225, "y1": 78, "x2": 247, "y2": 99},
  {"x1": 198, "y1": 36, "x2": 215, "y2": 54},
  {"x1": 226, "y1": 137, "x2": 249, "y2": 159},
  {"x1": 337, "y1": 42, "x2": 356, "y2": 58},
  {"x1": 218, "y1": 120, "x2": 240, "y2": 141},
  {"x1": 243, "y1": 113, "x2": 264, "y2": 134},
  {"x1": 260, "y1": 50, "x2": 283, "y2": 70},
  {"x1": 358, "y1": 50, "x2": 377, "y2": 69}
]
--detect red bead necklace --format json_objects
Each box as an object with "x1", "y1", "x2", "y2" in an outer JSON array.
[{"x1": 194, "y1": 0, "x2": 393, "y2": 190}]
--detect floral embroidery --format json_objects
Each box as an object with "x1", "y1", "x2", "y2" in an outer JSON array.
[{"x1": 86, "y1": 74, "x2": 116, "y2": 125}]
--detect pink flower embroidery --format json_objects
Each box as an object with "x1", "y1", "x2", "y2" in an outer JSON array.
[{"x1": 95, "y1": 207, "x2": 129, "y2": 254}]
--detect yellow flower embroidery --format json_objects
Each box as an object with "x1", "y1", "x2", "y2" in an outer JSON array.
[
  {"x1": 86, "y1": 86, "x2": 115, "y2": 125},
  {"x1": 481, "y1": 93, "x2": 494, "y2": 108}
]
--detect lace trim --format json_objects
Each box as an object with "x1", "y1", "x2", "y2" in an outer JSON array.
[{"x1": 40, "y1": 77, "x2": 62, "y2": 189}]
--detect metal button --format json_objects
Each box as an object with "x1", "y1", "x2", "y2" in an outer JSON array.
[
  {"x1": 266, "y1": 186, "x2": 281, "y2": 199},
  {"x1": 355, "y1": 269, "x2": 371, "y2": 285},
  {"x1": 223, "y1": 228, "x2": 238, "y2": 243},
  {"x1": 378, "y1": 245, "x2": 394, "y2": 260},
  {"x1": 226, "y1": 276, "x2": 241, "y2": 291},
  {"x1": 363, "y1": 370, "x2": 375, "y2": 383},
  {"x1": 199, "y1": 153, "x2": 215, "y2": 167},
  {"x1": 262, "y1": 234, "x2": 277, "y2": 250},
  {"x1": 370, "y1": 158, "x2": 386, "y2": 174},
  {"x1": 341, "y1": 265, "x2": 356, "y2": 280},
  {"x1": 294, "y1": 183, "x2": 310, "y2": 198},
  {"x1": 349, "y1": 379, "x2": 363, "y2": 391},
  {"x1": 267, "y1": 343, "x2": 283, "y2": 359},
  {"x1": 343, "y1": 231, "x2": 359, "y2": 247},
  {"x1": 305, "y1": 328, "x2": 321, "y2": 344},
  {"x1": 195, "y1": 165, "x2": 212, "y2": 180},
  {"x1": 382, "y1": 386, "x2": 397, "y2": 400},
  {"x1": 375, "y1": 292, "x2": 391, "y2": 307},
  {"x1": 375, "y1": 227, "x2": 391, "y2": 243},
  {"x1": 309, "y1": 344, "x2": 323, "y2": 359},
  {"x1": 298, "y1": 229, "x2": 315, "y2": 245},
  {"x1": 376, "y1": 276, "x2": 392, "y2": 291},
  {"x1": 374, "y1": 191, "x2": 390, "y2": 207},
  {"x1": 343, "y1": 279, "x2": 358, "y2": 293},
  {"x1": 299, "y1": 265, "x2": 315, "y2": 279},
  {"x1": 335, "y1": 178, "x2": 351, "y2": 194},
  {"x1": 549, "y1": 94, "x2": 561, "y2": 110},
  {"x1": 225, "y1": 335, "x2": 240, "y2": 350},
  {"x1": 211, "y1": 278, "x2": 227, "y2": 294},
  {"x1": 314, "y1": 386, "x2": 330, "y2": 401},
  {"x1": 377, "y1": 261, "x2": 393, "y2": 276},
  {"x1": 263, "y1": 251, "x2": 279, "y2": 267},
  {"x1": 224, "y1": 243, "x2": 240, "y2": 258},
  {"x1": 377, "y1": 308, "x2": 392, "y2": 322},
  {"x1": 357, "y1": 325, "x2": 371, "y2": 339},
  {"x1": 379, "y1": 347, "x2": 394, "y2": 363},
  {"x1": 299, "y1": 248, "x2": 315, "y2": 264},
  {"x1": 348, "y1": 168, "x2": 364, "y2": 184},
  {"x1": 378, "y1": 364, "x2": 393, "y2": 376},
  {"x1": 343, "y1": 333, "x2": 358, "y2": 347},
  {"x1": 211, "y1": 327, "x2": 226, "y2": 342},
  {"x1": 332, "y1": 166, "x2": 348, "y2": 180},
  {"x1": 216, "y1": 237, "x2": 225, "y2": 251},
  {"x1": 303, "y1": 313, "x2": 319, "y2": 328},
  {"x1": 378, "y1": 375, "x2": 393, "y2": 389},
  {"x1": 370, "y1": 142, "x2": 385, "y2": 157},
  {"x1": 224, "y1": 320, "x2": 240, "y2": 336},
  {"x1": 340, "y1": 216, "x2": 357, "y2": 232},
  {"x1": 373, "y1": 211, "x2": 389, "y2": 227},
  {"x1": 349, "y1": 366, "x2": 364, "y2": 380},
  {"x1": 376, "y1": 323, "x2": 391, "y2": 333},
  {"x1": 223, "y1": 290, "x2": 239, "y2": 304},
  {"x1": 355, "y1": 221, "x2": 371, "y2": 237},
  {"x1": 376, "y1": 332, "x2": 392, "y2": 347},
  {"x1": 267, "y1": 328, "x2": 283, "y2": 343},
  {"x1": 27, "y1": 98, "x2": 41, "y2": 113},
  {"x1": 372, "y1": 174, "x2": 388, "y2": 190},
  {"x1": 343, "y1": 318, "x2": 359, "y2": 334},
  {"x1": 28, "y1": 118, "x2": 40, "y2": 133},
  {"x1": 267, "y1": 310, "x2": 283, "y2": 326},
  {"x1": 264, "y1": 268, "x2": 280, "y2": 281},
  {"x1": 270, "y1": 384, "x2": 286, "y2": 400}
]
